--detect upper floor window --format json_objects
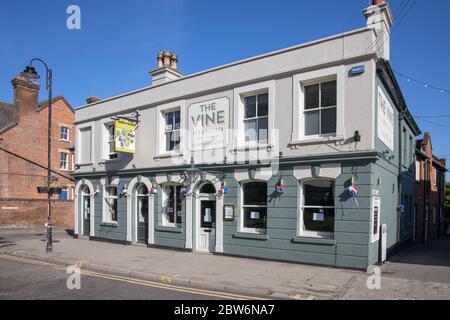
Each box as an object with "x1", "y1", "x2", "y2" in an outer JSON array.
[
  {"x1": 106, "y1": 124, "x2": 118, "y2": 160},
  {"x1": 60, "y1": 127, "x2": 70, "y2": 141},
  {"x1": 165, "y1": 110, "x2": 181, "y2": 152},
  {"x1": 241, "y1": 181, "x2": 267, "y2": 233},
  {"x1": 162, "y1": 184, "x2": 182, "y2": 227},
  {"x1": 104, "y1": 186, "x2": 118, "y2": 222},
  {"x1": 300, "y1": 179, "x2": 335, "y2": 238},
  {"x1": 244, "y1": 93, "x2": 268, "y2": 143},
  {"x1": 304, "y1": 80, "x2": 337, "y2": 137},
  {"x1": 59, "y1": 152, "x2": 69, "y2": 170}
]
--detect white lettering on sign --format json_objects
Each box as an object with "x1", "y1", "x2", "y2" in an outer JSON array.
[
  {"x1": 188, "y1": 97, "x2": 229, "y2": 151},
  {"x1": 377, "y1": 87, "x2": 394, "y2": 151}
]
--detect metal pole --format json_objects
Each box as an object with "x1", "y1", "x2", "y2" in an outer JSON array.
[{"x1": 46, "y1": 68, "x2": 53, "y2": 253}]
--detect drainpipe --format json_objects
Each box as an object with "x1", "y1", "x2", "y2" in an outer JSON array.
[{"x1": 396, "y1": 110, "x2": 405, "y2": 251}]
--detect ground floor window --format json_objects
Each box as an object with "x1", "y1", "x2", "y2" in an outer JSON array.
[
  {"x1": 162, "y1": 184, "x2": 182, "y2": 227},
  {"x1": 300, "y1": 179, "x2": 335, "y2": 238},
  {"x1": 104, "y1": 186, "x2": 118, "y2": 222},
  {"x1": 241, "y1": 181, "x2": 267, "y2": 233},
  {"x1": 59, "y1": 187, "x2": 68, "y2": 201}
]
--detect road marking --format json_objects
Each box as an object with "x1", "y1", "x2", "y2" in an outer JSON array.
[{"x1": 0, "y1": 254, "x2": 269, "y2": 300}]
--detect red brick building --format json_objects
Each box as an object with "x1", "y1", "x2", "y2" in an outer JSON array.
[
  {"x1": 415, "y1": 132, "x2": 447, "y2": 243},
  {"x1": 0, "y1": 73, "x2": 75, "y2": 229}
]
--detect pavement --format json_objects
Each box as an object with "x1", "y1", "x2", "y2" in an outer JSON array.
[{"x1": 1, "y1": 228, "x2": 450, "y2": 300}]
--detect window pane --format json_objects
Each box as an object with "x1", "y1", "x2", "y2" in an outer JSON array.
[
  {"x1": 111, "y1": 199, "x2": 118, "y2": 221},
  {"x1": 174, "y1": 111, "x2": 180, "y2": 129},
  {"x1": 257, "y1": 93, "x2": 268, "y2": 117},
  {"x1": 321, "y1": 81, "x2": 337, "y2": 107},
  {"x1": 165, "y1": 186, "x2": 175, "y2": 223},
  {"x1": 176, "y1": 185, "x2": 182, "y2": 224},
  {"x1": 165, "y1": 112, "x2": 173, "y2": 129},
  {"x1": 244, "y1": 96, "x2": 256, "y2": 118},
  {"x1": 200, "y1": 183, "x2": 216, "y2": 194},
  {"x1": 303, "y1": 208, "x2": 334, "y2": 233},
  {"x1": 304, "y1": 84, "x2": 319, "y2": 110},
  {"x1": 243, "y1": 182, "x2": 267, "y2": 205},
  {"x1": 258, "y1": 117, "x2": 268, "y2": 142},
  {"x1": 244, "y1": 120, "x2": 257, "y2": 142},
  {"x1": 109, "y1": 141, "x2": 115, "y2": 153},
  {"x1": 305, "y1": 110, "x2": 319, "y2": 136},
  {"x1": 59, "y1": 190, "x2": 68, "y2": 201},
  {"x1": 303, "y1": 180, "x2": 334, "y2": 207},
  {"x1": 243, "y1": 207, "x2": 267, "y2": 229},
  {"x1": 166, "y1": 131, "x2": 180, "y2": 151},
  {"x1": 321, "y1": 107, "x2": 337, "y2": 135}
]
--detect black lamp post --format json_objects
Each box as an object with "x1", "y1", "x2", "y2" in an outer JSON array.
[{"x1": 21, "y1": 58, "x2": 53, "y2": 253}]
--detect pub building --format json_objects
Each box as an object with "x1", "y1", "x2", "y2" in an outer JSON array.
[{"x1": 73, "y1": 0, "x2": 420, "y2": 269}]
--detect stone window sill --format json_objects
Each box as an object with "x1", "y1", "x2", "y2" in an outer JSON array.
[
  {"x1": 233, "y1": 232, "x2": 269, "y2": 241},
  {"x1": 292, "y1": 236, "x2": 336, "y2": 246},
  {"x1": 155, "y1": 226, "x2": 183, "y2": 233},
  {"x1": 100, "y1": 222, "x2": 119, "y2": 227},
  {"x1": 154, "y1": 152, "x2": 183, "y2": 160}
]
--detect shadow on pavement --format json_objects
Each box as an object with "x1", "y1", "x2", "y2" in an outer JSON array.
[
  {"x1": 0, "y1": 237, "x2": 16, "y2": 249},
  {"x1": 390, "y1": 238, "x2": 450, "y2": 268}
]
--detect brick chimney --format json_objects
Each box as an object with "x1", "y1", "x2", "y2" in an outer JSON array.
[
  {"x1": 86, "y1": 96, "x2": 102, "y2": 104},
  {"x1": 364, "y1": 0, "x2": 394, "y2": 61},
  {"x1": 11, "y1": 75, "x2": 40, "y2": 116},
  {"x1": 149, "y1": 50, "x2": 183, "y2": 86}
]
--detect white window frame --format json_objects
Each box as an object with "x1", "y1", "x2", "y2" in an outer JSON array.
[
  {"x1": 59, "y1": 151, "x2": 69, "y2": 171},
  {"x1": 103, "y1": 185, "x2": 118, "y2": 223},
  {"x1": 233, "y1": 81, "x2": 275, "y2": 149},
  {"x1": 302, "y1": 81, "x2": 338, "y2": 138},
  {"x1": 240, "y1": 180, "x2": 268, "y2": 234},
  {"x1": 76, "y1": 123, "x2": 94, "y2": 165},
  {"x1": 161, "y1": 183, "x2": 182, "y2": 228},
  {"x1": 298, "y1": 178, "x2": 335, "y2": 239},
  {"x1": 164, "y1": 110, "x2": 181, "y2": 152},
  {"x1": 292, "y1": 66, "x2": 345, "y2": 143},
  {"x1": 102, "y1": 121, "x2": 119, "y2": 161},
  {"x1": 242, "y1": 93, "x2": 269, "y2": 144},
  {"x1": 156, "y1": 100, "x2": 186, "y2": 157},
  {"x1": 60, "y1": 126, "x2": 70, "y2": 142}
]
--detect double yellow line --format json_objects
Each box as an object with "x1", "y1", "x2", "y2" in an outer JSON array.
[{"x1": 0, "y1": 254, "x2": 268, "y2": 300}]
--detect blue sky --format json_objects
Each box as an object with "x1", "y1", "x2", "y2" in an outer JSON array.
[{"x1": 1, "y1": 0, "x2": 449, "y2": 169}]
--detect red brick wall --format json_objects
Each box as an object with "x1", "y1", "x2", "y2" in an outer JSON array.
[
  {"x1": 0, "y1": 199, "x2": 74, "y2": 229},
  {"x1": 0, "y1": 76, "x2": 75, "y2": 228},
  {"x1": 415, "y1": 133, "x2": 446, "y2": 242}
]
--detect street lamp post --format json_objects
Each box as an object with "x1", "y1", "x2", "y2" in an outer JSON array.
[{"x1": 21, "y1": 58, "x2": 53, "y2": 253}]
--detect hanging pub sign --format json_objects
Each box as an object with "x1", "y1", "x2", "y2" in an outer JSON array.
[{"x1": 114, "y1": 119, "x2": 136, "y2": 154}]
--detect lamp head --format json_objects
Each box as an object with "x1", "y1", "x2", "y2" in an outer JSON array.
[{"x1": 21, "y1": 65, "x2": 40, "y2": 80}]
